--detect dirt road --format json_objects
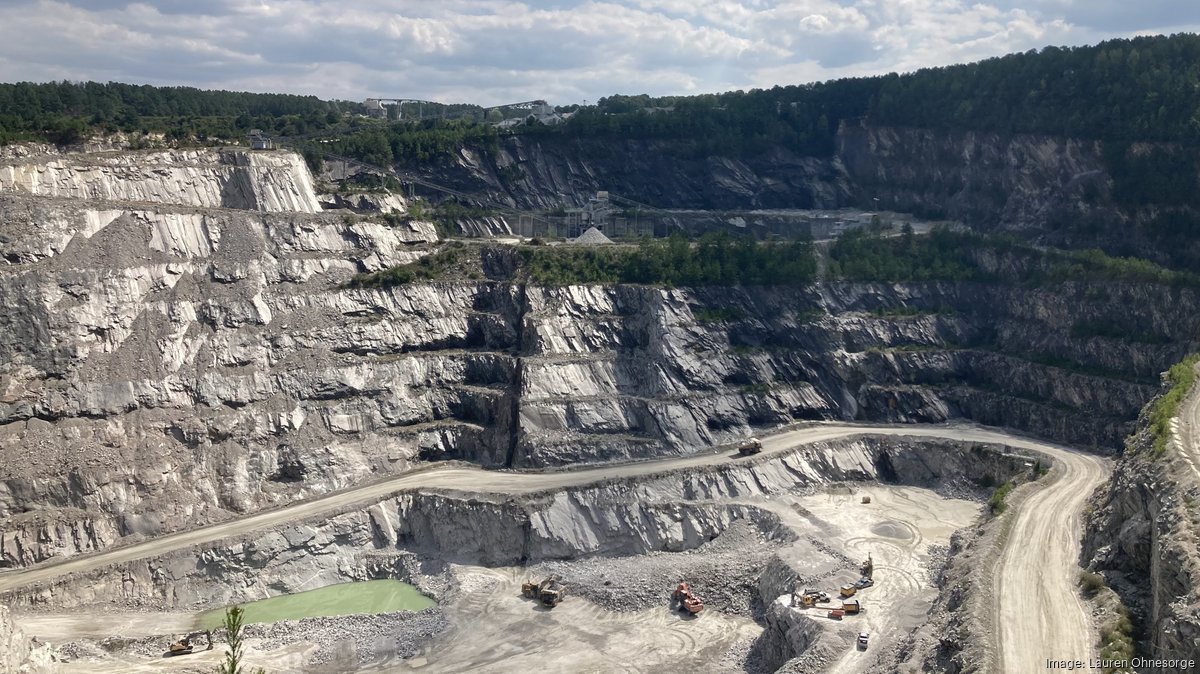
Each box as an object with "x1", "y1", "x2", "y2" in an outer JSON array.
[
  {"x1": 0, "y1": 423, "x2": 1098, "y2": 595},
  {"x1": 993, "y1": 441, "x2": 1110, "y2": 673},
  {"x1": 0, "y1": 422, "x2": 1111, "y2": 673},
  {"x1": 1171, "y1": 362, "x2": 1200, "y2": 481}
]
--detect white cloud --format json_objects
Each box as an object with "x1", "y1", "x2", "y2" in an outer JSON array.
[{"x1": 0, "y1": 0, "x2": 1193, "y2": 105}]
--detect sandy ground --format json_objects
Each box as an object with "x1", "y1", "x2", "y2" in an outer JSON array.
[
  {"x1": 758, "y1": 486, "x2": 980, "y2": 674},
  {"x1": 383, "y1": 567, "x2": 760, "y2": 674},
  {"x1": 21, "y1": 486, "x2": 974, "y2": 674}
]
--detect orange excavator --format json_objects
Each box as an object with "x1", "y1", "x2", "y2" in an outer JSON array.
[{"x1": 671, "y1": 582, "x2": 705, "y2": 615}]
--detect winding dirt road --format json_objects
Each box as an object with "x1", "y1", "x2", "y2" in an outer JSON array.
[
  {"x1": 993, "y1": 437, "x2": 1109, "y2": 672},
  {"x1": 0, "y1": 421, "x2": 1110, "y2": 671}
]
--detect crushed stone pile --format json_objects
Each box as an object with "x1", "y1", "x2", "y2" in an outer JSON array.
[{"x1": 572, "y1": 226, "x2": 613, "y2": 244}]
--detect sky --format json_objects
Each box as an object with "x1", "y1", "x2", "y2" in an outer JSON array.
[{"x1": 0, "y1": 0, "x2": 1196, "y2": 106}]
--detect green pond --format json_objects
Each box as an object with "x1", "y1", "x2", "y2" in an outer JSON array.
[{"x1": 196, "y1": 580, "x2": 435, "y2": 629}]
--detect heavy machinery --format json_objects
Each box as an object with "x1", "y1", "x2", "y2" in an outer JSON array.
[
  {"x1": 164, "y1": 631, "x2": 212, "y2": 657},
  {"x1": 522, "y1": 576, "x2": 568, "y2": 608},
  {"x1": 737, "y1": 437, "x2": 762, "y2": 456},
  {"x1": 671, "y1": 582, "x2": 705, "y2": 614},
  {"x1": 792, "y1": 587, "x2": 830, "y2": 607},
  {"x1": 861, "y1": 554, "x2": 874, "y2": 579}
]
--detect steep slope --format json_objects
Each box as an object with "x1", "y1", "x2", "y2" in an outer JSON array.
[
  {"x1": 1085, "y1": 361, "x2": 1200, "y2": 666},
  {"x1": 1, "y1": 145, "x2": 1196, "y2": 573}
]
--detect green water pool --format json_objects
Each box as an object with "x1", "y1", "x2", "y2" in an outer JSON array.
[{"x1": 196, "y1": 580, "x2": 435, "y2": 629}]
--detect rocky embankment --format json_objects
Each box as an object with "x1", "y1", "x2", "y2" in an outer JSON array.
[
  {"x1": 3, "y1": 434, "x2": 1028, "y2": 613},
  {"x1": 0, "y1": 604, "x2": 57, "y2": 672},
  {"x1": 1084, "y1": 380, "x2": 1200, "y2": 670},
  {"x1": 1, "y1": 145, "x2": 1195, "y2": 572}
]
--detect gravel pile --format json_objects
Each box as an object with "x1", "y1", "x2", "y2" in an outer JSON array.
[
  {"x1": 572, "y1": 227, "x2": 614, "y2": 244},
  {"x1": 244, "y1": 608, "x2": 448, "y2": 667},
  {"x1": 537, "y1": 519, "x2": 779, "y2": 616}
]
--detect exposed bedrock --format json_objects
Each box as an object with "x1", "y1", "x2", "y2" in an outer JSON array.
[
  {"x1": 3, "y1": 435, "x2": 1029, "y2": 613},
  {"x1": 1, "y1": 146, "x2": 1195, "y2": 571},
  {"x1": 1084, "y1": 421, "x2": 1200, "y2": 668}
]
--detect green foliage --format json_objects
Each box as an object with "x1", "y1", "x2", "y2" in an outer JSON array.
[
  {"x1": 1079, "y1": 571, "x2": 1106, "y2": 597},
  {"x1": 521, "y1": 233, "x2": 817, "y2": 286},
  {"x1": 349, "y1": 243, "x2": 467, "y2": 288},
  {"x1": 1148, "y1": 353, "x2": 1200, "y2": 455},
  {"x1": 988, "y1": 481, "x2": 1014, "y2": 515},
  {"x1": 325, "y1": 119, "x2": 500, "y2": 164},
  {"x1": 0, "y1": 80, "x2": 355, "y2": 146},
  {"x1": 828, "y1": 226, "x2": 987, "y2": 282},
  {"x1": 216, "y1": 605, "x2": 266, "y2": 674}
]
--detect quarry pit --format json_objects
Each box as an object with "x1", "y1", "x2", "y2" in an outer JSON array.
[{"x1": 1, "y1": 424, "x2": 1105, "y2": 673}]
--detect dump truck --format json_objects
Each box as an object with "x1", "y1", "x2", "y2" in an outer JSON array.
[
  {"x1": 522, "y1": 576, "x2": 568, "y2": 607},
  {"x1": 164, "y1": 631, "x2": 212, "y2": 657},
  {"x1": 842, "y1": 599, "x2": 860, "y2": 614},
  {"x1": 737, "y1": 437, "x2": 762, "y2": 456},
  {"x1": 672, "y1": 582, "x2": 705, "y2": 614}
]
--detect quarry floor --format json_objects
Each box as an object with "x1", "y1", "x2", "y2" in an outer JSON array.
[
  {"x1": 21, "y1": 484, "x2": 976, "y2": 674},
  {"x1": 5, "y1": 423, "x2": 1110, "y2": 672}
]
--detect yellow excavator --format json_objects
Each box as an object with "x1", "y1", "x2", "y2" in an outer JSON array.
[{"x1": 164, "y1": 630, "x2": 213, "y2": 657}]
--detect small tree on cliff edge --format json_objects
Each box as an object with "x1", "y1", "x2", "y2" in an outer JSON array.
[{"x1": 216, "y1": 605, "x2": 266, "y2": 674}]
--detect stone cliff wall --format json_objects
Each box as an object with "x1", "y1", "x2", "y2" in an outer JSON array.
[
  {"x1": 1084, "y1": 402, "x2": 1200, "y2": 670},
  {"x1": 1, "y1": 146, "x2": 1196, "y2": 572}
]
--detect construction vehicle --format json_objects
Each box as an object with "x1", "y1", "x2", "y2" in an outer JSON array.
[
  {"x1": 671, "y1": 582, "x2": 705, "y2": 614},
  {"x1": 522, "y1": 576, "x2": 568, "y2": 607},
  {"x1": 840, "y1": 584, "x2": 857, "y2": 598},
  {"x1": 164, "y1": 631, "x2": 212, "y2": 657},
  {"x1": 737, "y1": 437, "x2": 762, "y2": 456},
  {"x1": 793, "y1": 587, "x2": 830, "y2": 607},
  {"x1": 842, "y1": 599, "x2": 860, "y2": 614},
  {"x1": 861, "y1": 554, "x2": 874, "y2": 579}
]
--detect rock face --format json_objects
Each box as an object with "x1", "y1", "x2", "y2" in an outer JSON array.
[
  {"x1": 0, "y1": 149, "x2": 322, "y2": 213},
  {"x1": 2, "y1": 144, "x2": 1198, "y2": 573},
  {"x1": 3, "y1": 435, "x2": 1025, "y2": 613},
  {"x1": 1084, "y1": 412, "x2": 1200, "y2": 668},
  {"x1": 0, "y1": 604, "x2": 57, "y2": 673},
  {"x1": 414, "y1": 123, "x2": 1137, "y2": 251}
]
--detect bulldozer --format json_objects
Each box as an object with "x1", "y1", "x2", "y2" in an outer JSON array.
[
  {"x1": 522, "y1": 576, "x2": 568, "y2": 608},
  {"x1": 164, "y1": 631, "x2": 213, "y2": 657},
  {"x1": 671, "y1": 582, "x2": 705, "y2": 614}
]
